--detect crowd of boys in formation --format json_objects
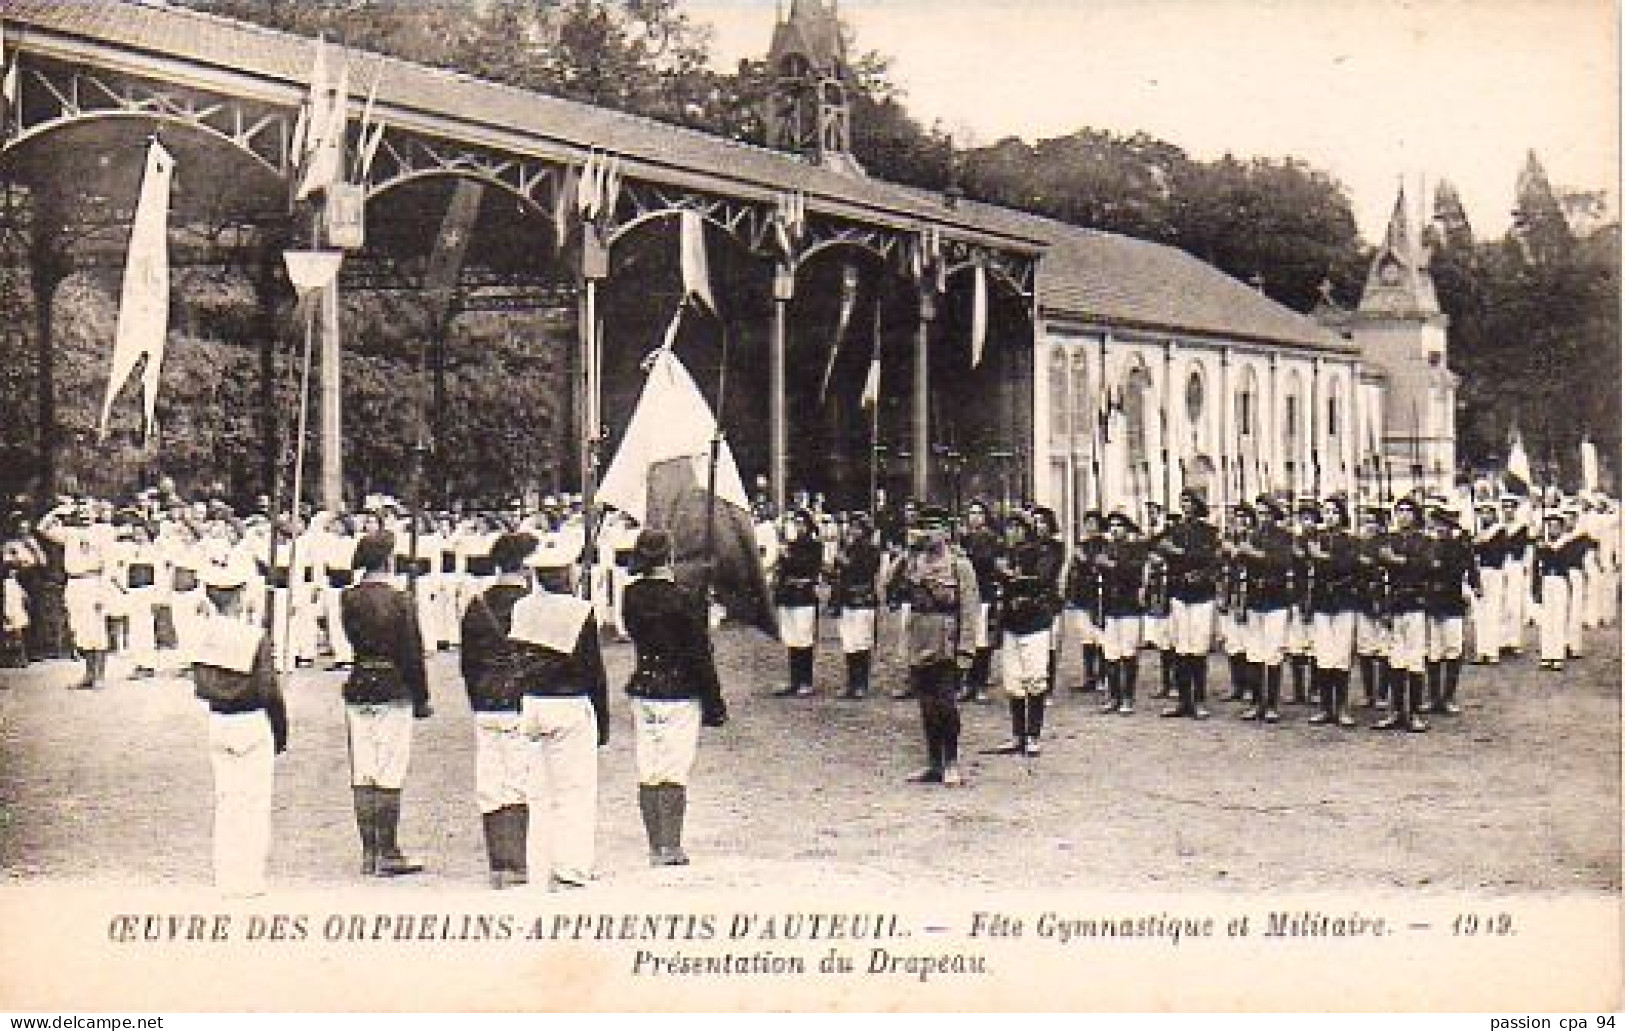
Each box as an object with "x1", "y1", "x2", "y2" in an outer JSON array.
[
  {"x1": 0, "y1": 480, "x2": 1617, "y2": 886},
  {"x1": 761, "y1": 487, "x2": 1620, "y2": 787}
]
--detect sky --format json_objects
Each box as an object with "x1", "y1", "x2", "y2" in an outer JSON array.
[{"x1": 690, "y1": 0, "x2": 1619, "y2": 243}]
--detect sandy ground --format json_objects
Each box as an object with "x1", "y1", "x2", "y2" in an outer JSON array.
[{"x1": 0, "y1": 617, "x2": 1618, "y2": 895}]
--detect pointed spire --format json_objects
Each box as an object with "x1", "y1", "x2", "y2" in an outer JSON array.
[{"x1": 1357, "y1": 181, "x2": 1441, "y2": 318}]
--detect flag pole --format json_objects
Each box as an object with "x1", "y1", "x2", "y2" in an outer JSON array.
[
  {"x1": 868, "y1": 302, "x2": 881, "y2": 514},
  {"x1": 281, "y1": 294, "x2": 318, "y2": 660},
  {"x1": 703, "y1": 306, "x2": 731, "y2": 596}
]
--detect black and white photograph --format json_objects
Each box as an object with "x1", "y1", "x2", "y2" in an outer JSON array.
[{"x1": 0, "y1": 0, "x2": 1617, "y2": 1014}]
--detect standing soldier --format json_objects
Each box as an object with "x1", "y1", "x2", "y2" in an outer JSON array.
[
  {"x1": 1470, "y1": 500, "x2": 1507, "y2": 665},
  {"x1": 621, "y1": 530, "x2": 728, "y2": 866},
  {"x1": 1156, "y1": 489, "x2": 1221, "y2": 720},
  {"x1": 1353, "y1": 505, "x2": 1393, "y2": 709},
  {"x1": 888, "y1": 507, "x2": 979, "y2": 785},
  {"x1": 1304, "y1": 496, "x2": 1361, "y2": 727},
  {"x1": 341, "y1": 532, "x2": 433, "y2": 878},
  {"x1": 1139, "y1": 502, "x2": 1174, "y2": 701},
  {"x1": 1062, "y1": 510, "x2": 1107, "y2": 694},
  {"x1": 983, "y1": 511, "x2": 1063, "y2": 756},
  {"x1": 192, "y1": 566, "x2": 287, "y2": 898},
  {"x1": 1286, "y1": 499, "x2": 1320, "y2": 706},
  {"x1": 1373, "y1": 497, "x2": 1434, "y2": 732},
  {"x1": 829, "y1": 513, "x2": 882, "y2": 699},
  {"x1": 1217, "y1": 504, "x2": 1256, "y2": 704},
  {"x1": 958, "y1": 499, "x2": 1003, "y2": 704},
  {"x1": 1233, "y1": 497, "x2": 1294, "y2": 724},
  {"x1": 1533, "y1": 509, "x2": 1574, "y2": 672},
  {"x1": 1095, "y1": 510, "x2": 1149, "y2": 716},
  {"x1": 1030, "y1": 507, "x2": 1068, "y2": 695},
  {"x1": 772, "y1": 508, "x2": 823, "y2": 698},
  {"x1": 1424, "y1": 500, "x2": 1477, "y2": 716},
  {"x1": 1560, "y1": 505, "x2": 1592, "y2": 662},
  {"x1": 37, "y1": 500, "x2": 112, "y2": 690},
  {"x1": 1499, "y1": 495, "x2": 1533, "y2": 658}
]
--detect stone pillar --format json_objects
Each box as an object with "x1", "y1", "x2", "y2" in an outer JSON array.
[
  {"x1": 912, "y1": 287, "x2": 936, "y2": 502},
  {"x1": 770, "y1": 264, "x2": 793, "y2": 514}
]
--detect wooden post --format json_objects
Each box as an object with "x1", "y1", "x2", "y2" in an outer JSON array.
[{"x1": 318, "y1": 279, "x2": 343, "y2": 509}]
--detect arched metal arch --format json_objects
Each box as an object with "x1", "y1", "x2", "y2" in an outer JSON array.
[
  {"x1": 943, "y1": 260, "x2": 1033, "y2": 304},
  {"x1": 606, "y1": 204, "x2": 755, "y2": 254},
  {"x1": 366, "y1": 167, "x2": 556, "y2": 227},
  {"x1": 1, "y1": 109, "x2": 287, "y2": 179},
  {"x1": 794, "y1": 236, "x2": 891, "y2": 272}
]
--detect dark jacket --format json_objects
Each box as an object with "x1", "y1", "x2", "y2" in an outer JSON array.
[
  {"x1": 1064, "y1": 537, "x2": 1105, "y2": 609},
  {"x1": 961, "y1": 529, "x2": 1003, "y2": 598},
  {"x1": 195, "y1": 635, "x2": 288, "y2": 754},
  {"x1": 340, "y1": 579, "x2": 430, "y2": 712},
  {"x1": 1242, "y1": 523, "x2": 1296, "y2": 611},
  {"x1": 1000, "y1": 540, "x2": 1063, "y2": 635},
  {"x1": 1096, "y1": 538, "x2": 1148, "y2": 617},
  {"x1": 829, "y1": 539, "x2": 881, "y2": 610},
  {"x1": 461, "y1": 583, "x2": 609, "y2": 745},
  {"x1": 1380, "y1": 529, "x2": 1435, "y2": 614},
  {"x1": 773, "y1": 536, "x2": 823, "y2": 608},
  {"x1": 1427, "y1": 532, "x2": 1480, "y2": 617},
  {"x1": 1306, "y1": 529, "x2": 1363, "y2": 614},
  {"x1": 621, "y1": 576, "x2": 726, "y2": 726},
  {"x1": 1159, "y1": 519, "x2": 1221, "y2": 603}
]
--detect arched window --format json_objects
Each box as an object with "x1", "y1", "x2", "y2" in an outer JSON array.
[
  {"x1": 1185, "y1": 369, "x2": 1205, "y2": 428},
  {"x1": 1124, "y1": 365, "x2": 1152, "y2": 467},
  {"x1": 1048, "y1": 347, "x2": 1070, "y2": 448},
  {"x1": 1237, "y1": 367, "x2": 1259, "y2": 438},
  {"x1": 1326, "y1": 389, "x2": 1341, "y2": 440}
]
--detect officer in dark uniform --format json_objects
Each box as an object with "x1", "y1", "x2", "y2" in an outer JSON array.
[
  {"x1": 1156, "y1": 489, "x2": 1221, "y2": 719},
  {"x1": 829, "y1": 513, "x2": 882, "y2": 698},
  {"x1": 773, "y1": 509, "x2": 824, "y2": 697},
  {"x1": 1354, "y1": 505, "x2": 1393, "y2": 709},
  {"x1": 958, "y1": 499, "x2": 1003, "y2": 704},
  {"x1": 1234, "y1": 497, "x2": 1294, "y2": 724},
  {"x1": 340, "y1": 532, "x2": 432, "y2": 878},
  {"x1": 1030, "y1": 506, "x2": 1067, "y2": 695},
  {"x1": 1217, "y1": 504, "x2": 1257, "y2": 704}
]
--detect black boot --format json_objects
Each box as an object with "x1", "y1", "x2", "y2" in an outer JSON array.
[
  {"x1": 1240, "y1": 663, "x2": 1265, "y2": 720},
  {"x1": 961, "y1": 649, "x2": 993, "y2": 703},
  {"x1": 1154, "y1": 649, "x2": 1176, "y2": 699},
  {"x1": 373, "y1": 788, "x2": 424, "y2": 876},
  {"x1": 1308, "y1": 667, "x2": 1334, "y2": 725},
  {"x1": 1189, "y1": 655, "x2": 1212, "y2": 719},
  {"x1": 842, "y1": 651, "x2": 871, "y2": 698},
  {"x1": 1425, "y1": 661, "x2": 1444, "y2": 715},
  {"x1": 1440, "y1": 658, "x2": 1462, "y2": 715},
  {"x1": 1081, "y1": 644, "x2": 1101, "y2": 692},
  {"x1": 1225, "y1": 654, "x2": 1247, "y2": 701},
  {"x1": 1335, "y1": 670, "x2": 1357, "y2": 727},
  {"x1": 654, "y1": 784, "x2": 690, "y2": 866},
  {"x1": 1162, "y1": 652, "x2": 1194, "y2": 717},
  {"x1": 774, "y1": 649, "x2": 801, "y2": 696},
  {"x1": 1119, "y1": 657, "x2": 1138, "y2": 714},
  {"x1": 1290, "y1": 655, "x2": 1309, "y2": 705},
  {"x1": 1099, "y1": 661, "x2": 1121, "y2": 714},
  {"x1": 1262, "y1": 664, "x2": 1282, "y2": 723},
  {"x1": 504, "y1": 804, "x2": 529, "y2": 885},
  {"x1": 354, "y1": 786, "x2": 380, "y2": 877},
  {"x1": 639, "y1": 784, "x2": 662, "y2": 863},
  {"x1": 1358, "y1": 654, "x2": 1377, "y2": 707},
  {"x1": 1025, "y1": 694, "x2": 1047, "y2": 755},
  {"x1": 481, "y1": 809, "x2": 505, "y2": 886},
  {"x1": 1374, "y1": 666, "x2": 1406, "y2": 730},
  {"x1": 983, "y1": 699, "x2": 1028, "y2": 755},
  {"x1": 1046, "y1": 649, "x2": 1059, "y2": 695},
  {"x1": 1376, "y1": 660, "x2": 1393, "y2": 708},
  {"x1": 1406, "y1": 673, "x2": 1430, "y2": 733}
]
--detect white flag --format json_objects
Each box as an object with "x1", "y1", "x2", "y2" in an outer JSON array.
[
  {"x1": 598, "y1": 348, "x2": 748, "y2": 525},
  {"x1": 100, "y1": 140, "x2": 175, "y2": 441},
  {"x1": 1506, "y1": 427, "x2": 1532, "y2": 493},
  {"x1": 297, "y1": 55, "x2": 348, "y2": 200},
  {"x1": 679, "y1": 209, "x2": 715, "y2": 313},
  {"x1": 970, "y1": 262, "x2": 988, "y2": 368},
  {"x1": 1581, "y1": 438, "x2": 1600, "y2": 494}
]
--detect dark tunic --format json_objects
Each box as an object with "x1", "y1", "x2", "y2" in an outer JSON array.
[
  {"x1": 1000, "y1": 540, "x2": 1063, "y2": 635},
  {"x1": 1097, "y1": 538, "x2": 1148, "y2": 618},
  {"x1": 1427, "y1": 532, "x2": 1480, "y2": 618},
  {"x1": 340, "y1": 579, "x2": 430, "y2": 711},
  {"x1": 1307, "y1": 529, "x2": 1362, "y2": 614},
  {"x1": 1159, "y1": 519, "x2": 1221, "y2": 604},
  {"x1": 1064, "y1": 537, "x2": 1105, "y2": 612},
  {"x1": 1242, "y1": 524, "x2": 1296, "y2": 612},
  {"x1": 461, "y1": 583, "x2": 609, "y2": 745},
  {"x1": 773, "y1": 536, "x2": 823, "y2": 609},
  {"x1": 621, "y1": 576, "x2": 726, "y2": 726},
  {"x1": 830, "y1": 540, "x2": 881, "y2": 610},
  {"x1": 194, "y1": 636, "x2": 289, "y2": 754},
  {"x1": 1381, "y1": 529, "x2": 1435, "y2": 615}
]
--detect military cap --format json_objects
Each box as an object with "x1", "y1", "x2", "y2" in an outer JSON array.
[
  {"x1": 1106, "y1": 509, "x2": 1140, "y2": 534},
  {"x1": 490, "y1": 532, "x2": 539, "y2": 572},
  {"x1": 629, "y1": 528, "x2": 673, "y2": 574},
  {"x1": 353, "y1": 532, "x2": 396, "y2": 572}
]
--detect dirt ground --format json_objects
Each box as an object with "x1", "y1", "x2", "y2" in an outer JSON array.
[{"x1": 0, "y1": 617, "x2": 1618, "y2": 895}]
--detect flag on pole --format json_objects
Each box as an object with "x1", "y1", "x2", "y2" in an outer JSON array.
[
  {"x1": 1505, "y1": 426, "x2": 1532, "y2": 495},
  {"x1": 598, "y1": 348, "x2": 775, "y2": 635},
  {"x1": 576, "y1": 150, "x2": 600, "y2": 219},
  {"x1": 552, "y1": 163, "x2": 580, "y2": 251},
  {"x1": 969, "y1": 262, "x2": 988, "y2": 368},
  {"x1": 297, "y1": 51, "x2": 348, "y2": 200},
  {"x1": 99, "y1": 139, "x2": 175, "y2": 442},
  {"x1": 860, "y1": 302, "x2": 881, "y2": 410},
  {"x1": 679, "y1": 209, "x2": 715, "y2": 313},
  {"x1": 818, "y1": 265, "x2": 858, "y2": 404},
  {"x1": 1581, "y1": 437, "x2": 1600, "y2": 494},
  {"x1": 1, "y1": 19, "x2": 17, "y2": 120},
  {"x1": 423, "y1": 180, "x2": 483, "y2": 322}
]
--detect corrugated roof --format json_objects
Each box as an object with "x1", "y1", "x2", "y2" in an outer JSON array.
[{"x1": 4, "y1": 0, "x2": 1350, "y2": 352}]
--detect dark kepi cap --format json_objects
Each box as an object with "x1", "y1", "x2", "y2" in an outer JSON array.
[
  {"x1": 490, "y1": 532, "x2": 538, "y2": 572},
  {"x1": 630, "y1": 528, "x2": 673, "y2": 574},
  {"x1": 353, "y1": 532, "x2": 396, "y2": 572}
]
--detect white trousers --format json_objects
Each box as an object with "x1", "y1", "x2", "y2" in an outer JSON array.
[
  {"x1": 1427, "y1": 615, "x2": 1465, "y2": 663},
  {"x1": 270, "y1": 588, "x2": 318, "y2": 673},
  {"x1": 1566, "y1": 570, "x2": 1586, "y2": 657},
  {"x1": 1100, "y1": 614, "x2": 1142, "y2": 662},
  {"x1": 322, "y1": 586, "x2": 354, "y2": 664},
  {"x1": 1538, "y1": 575, "x2": 1570, "y2": 663},
  {"x1": 438, "y1": 573, "x2": 466, "y2": 647},
  {"x1": 1243, "y1": 608, "x2": 1291, "y2": 667},
  {"x1": 838, "y1": 608, "x2": 876, "y2": 654},
  {"x1": 631, "y1": 697, "x2": 701, "y2": 786},
  {"x1": 122, "y1": 588, "x2": 160, "y2": 670},
  {"x1": 1472, "y1": 566, "x2": 1503, "y2": 660},
  {"x1": 1501, "y1": 560, "x2": 1528, "y2": 648},
  {"x1": 1001, "y1": 629, "x2": 1052, "y2": 697},
  {"x1": 521, "y1": 695, "x2": 599, "y2": 885},
  {"x1": 346, "y1": 703, "x2": 413, "y2": 789},
  {"x1": 474, "y1": 710, "x2": 530, "y2": 814},
  {"x1": 65, "y1": 577, "x2": 109, "y2": 652},
  {"x1": 1141, "y1": 613, "x2": 1169, "y2": 650},
  {"x1": 1355, "y1": 613, "x2": 1389, "y2": 657},
  {"x1": 778, "y1": 605, "x2": 817, "y2": 649},
  {"x1": 209, "y1": 711, "x2": 275, "y2": 896},
  {"x1": 1168, "y1": 599, "x2": 1215, "y2": 657},
  {"x1": 415, "y1": 575, "x2": 444, "y2": 652},
  {"x1": 1388, "y1": 611, "x2": 1427, "y2": 674},
  {"x1": 1311, "y1": 611, "x2": 1356, "y2": 671}
]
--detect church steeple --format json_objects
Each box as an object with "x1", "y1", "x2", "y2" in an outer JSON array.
[
  {"x1": 1358, "y1": 184, "x2": 1441, "y2": 318},
  {"x1": 766, "y1": 0, "x2": 861, "y2": 173}
]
